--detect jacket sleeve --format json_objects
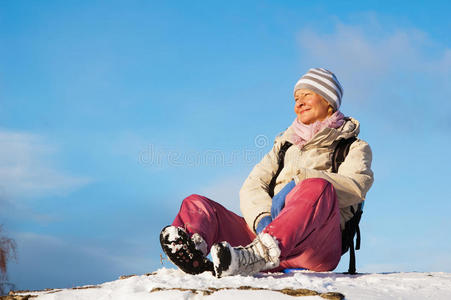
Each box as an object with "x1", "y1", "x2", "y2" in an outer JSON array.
[
  {"x1": 294, "y1": 139, "x2": 374, "y2": 208},
  {"x1": 240, "y1": 140, "x2": 282, "y2": 232}
]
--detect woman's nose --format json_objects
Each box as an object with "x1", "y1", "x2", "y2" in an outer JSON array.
[{"x1": 295, "y1": 99, "x2": 304, "y2": 107}]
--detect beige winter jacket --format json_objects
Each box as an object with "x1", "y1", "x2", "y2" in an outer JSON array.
[{"x1": 240, "y1": 117, "x2": 374, "y2": 232}]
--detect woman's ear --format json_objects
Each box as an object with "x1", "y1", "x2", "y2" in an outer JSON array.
[{"x1": 327, "y1": 105, "x2": 334, "y2": 115}]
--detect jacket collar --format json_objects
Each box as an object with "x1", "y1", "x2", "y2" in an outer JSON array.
[{"x1": 276, "y1": 117, "x2": 360, "y2": 149}]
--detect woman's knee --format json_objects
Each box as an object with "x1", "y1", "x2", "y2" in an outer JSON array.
[
  {"x1": 181, "y1": 194, "x2": 210, "y2": 207},
  {"x1": 298, "y1": 178, "x2": 332, "y2": 189},
  {"x1": 180, "y1": 194, "x2": 222, "y2": 214},
  {"x1": 286, "y1": 178, "x2": 336, "y2": 205}
]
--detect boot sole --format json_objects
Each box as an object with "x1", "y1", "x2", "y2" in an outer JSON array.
[{"x1": 160, "y1": 226, "x2": 214, "y2": 275}]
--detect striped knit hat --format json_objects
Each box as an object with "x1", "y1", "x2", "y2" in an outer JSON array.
[{"x1": 293, "y1": 68, "x2": 343, "y2": 111}]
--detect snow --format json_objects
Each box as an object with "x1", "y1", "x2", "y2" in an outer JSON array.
[
  {"x1": 14, "y1": 268, "x2": 451, "y2": 300},
  {"x1": 161, "y1": 226, "x2": 185, "y2": 254}
]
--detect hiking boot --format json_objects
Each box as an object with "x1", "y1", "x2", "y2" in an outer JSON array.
[
  {"x1": 210, "y1": 233, "x2": 281, "y2": 277},
  {"x1": 159, "y1": 225, "x2": 214, "y2": 275}
]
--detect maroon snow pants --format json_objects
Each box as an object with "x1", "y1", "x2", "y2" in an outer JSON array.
[{"x1": 172, "y1": 178, "x2": 342, "y2": 272}]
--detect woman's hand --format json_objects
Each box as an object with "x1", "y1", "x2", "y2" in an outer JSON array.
[{"x1": 271, "y1": 180, "x2": 296, "y2": 219}]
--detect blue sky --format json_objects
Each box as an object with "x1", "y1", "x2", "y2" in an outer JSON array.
[{"x1": 1, "y1": 0, "x2": 451, "y2": 291}]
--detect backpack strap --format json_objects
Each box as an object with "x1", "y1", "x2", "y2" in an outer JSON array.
[
  {"x1": 272, "y1": 136, "x2": 355, "y2": 196},
  {"x1": 332, "y1": 136, "x2": 357, "y2": 173},
  {"x1": 331, "y1": 136, "x2": 362, "y2": 275},
  {"x1": 345, "y1": 203, "x2": 363, "y2": 274},
  {"x1": 268, "y1": 141, "x2": 292, "y2": 198}
]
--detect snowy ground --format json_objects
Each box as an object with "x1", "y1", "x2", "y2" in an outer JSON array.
[{"x1": 12, "y1": 268, "x2": 451, "y2": 300}]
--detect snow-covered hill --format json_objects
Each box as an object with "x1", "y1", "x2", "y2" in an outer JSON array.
[{"x1": 9, "y1": 268, "x2": 451, "y2": 300}]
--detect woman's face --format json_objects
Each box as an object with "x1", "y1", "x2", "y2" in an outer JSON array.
[{"x1": 294, "y1": 89, "x2": 332, "y2": 124}]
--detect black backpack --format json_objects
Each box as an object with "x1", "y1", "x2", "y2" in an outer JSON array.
[{"x1": 268, "y1": 136, "x2": 362, "y2": 274}]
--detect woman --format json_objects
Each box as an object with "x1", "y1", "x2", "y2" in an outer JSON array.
[{"x1": 159, "y1": 68, "x2": 374, "y2": 277}]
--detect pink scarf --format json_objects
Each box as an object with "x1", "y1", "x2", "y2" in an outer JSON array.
[{"x1": 291, "y1": 111, "x2": 345, "y2": 148}]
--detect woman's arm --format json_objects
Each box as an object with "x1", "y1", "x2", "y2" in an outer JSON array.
[
  {"x1": 294, "y1": 139, "x2": 374, "y2": 208},
  {"x1": 240, "y1": 140, "x2": 282, "y2": 232}
]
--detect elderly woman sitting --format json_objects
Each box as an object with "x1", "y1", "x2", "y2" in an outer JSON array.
[{"x1": 159, "y1": 68, "x2": 374, "y2": 277}]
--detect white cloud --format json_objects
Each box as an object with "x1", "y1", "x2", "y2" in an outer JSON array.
[
  {"x1": 296, "y1": 21, "x2": 451, "y2": 121},
  {"x1": 0, "y1": 129, "x2": 91, "y2": 200}
]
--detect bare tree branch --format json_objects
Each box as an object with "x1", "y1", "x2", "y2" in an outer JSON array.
[{"x1": 0, "y1": 225, "x2": 17, "y2": 295}]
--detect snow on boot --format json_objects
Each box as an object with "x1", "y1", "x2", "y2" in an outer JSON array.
[
  {"x1": 210, "y1": 233, "x2": 281, "y2": 277},
  {"x1": 159, "y1": 225, "x2": 214, "y2": 275},
  {"x1": 191, "y1": 232, "x2": 208, "y2": 256}
]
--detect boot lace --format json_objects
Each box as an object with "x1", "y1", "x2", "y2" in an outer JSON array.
[{"x1": 236, "y1": 236, "x2": 271, "y2": 273}]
